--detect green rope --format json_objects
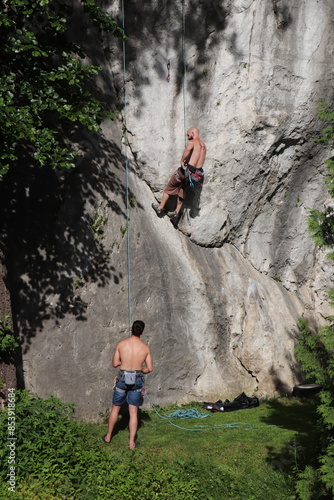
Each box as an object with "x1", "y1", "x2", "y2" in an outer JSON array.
[
  {"x1": 182, "y1": 0, "x2": 187, "y2": 144},
  {"x1": 121, "y1": 0, "x2": 131, "y2": 334}
]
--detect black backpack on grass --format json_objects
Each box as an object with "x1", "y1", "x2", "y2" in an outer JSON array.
[{"x1": 203, "y1": 392, "x2": 259, "y2": 412}]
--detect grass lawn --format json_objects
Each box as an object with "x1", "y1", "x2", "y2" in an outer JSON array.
[
  {"x1": 88, "y1": 396, "x2": 319, "y2": 500},
  {"x1": 3, "y1": 394, "x2": 319, "y2": 499}
]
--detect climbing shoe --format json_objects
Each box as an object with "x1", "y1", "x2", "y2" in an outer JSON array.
[
  {"x1": 152, "y1": 203, "x2": 165, "y2": 217},
  {"x1": 167, "y1": 211, "x2": 179, "y2": 224}
]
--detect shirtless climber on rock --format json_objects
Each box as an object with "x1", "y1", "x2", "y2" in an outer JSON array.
[{"x1": 152, "y1": 126, "x2": 206, "y2": 224}]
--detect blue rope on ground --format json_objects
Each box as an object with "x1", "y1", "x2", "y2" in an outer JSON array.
[
  {"x1": 166, "y1": 409, "x2": 211, "y2": 419},
  {"x1": 145, "y1": 393, "x2": 275, "y2": 432}
]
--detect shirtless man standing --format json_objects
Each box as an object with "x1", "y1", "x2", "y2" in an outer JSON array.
[
  {"x1": 102, "y1": 320, "x2": 153, "y2": 449},
  {"x1": 152, "y1": 126, "x2": 207, "y2": 223}
]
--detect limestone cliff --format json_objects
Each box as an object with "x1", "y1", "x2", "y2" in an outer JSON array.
[{"x1": 11, "y1": 0, "x2": 334, "y2": 418}]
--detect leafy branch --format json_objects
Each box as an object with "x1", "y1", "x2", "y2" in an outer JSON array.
[{"x1": 0, "y1": 0, "x2": 122, "y2": 179}]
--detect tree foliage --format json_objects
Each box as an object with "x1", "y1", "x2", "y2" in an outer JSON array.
[
  {"x1": 0, "y1": 0, "x2": 123, "y2": 180},
  {"x1": 295, "y1": 103, "x2": 334, "y2": 499}
]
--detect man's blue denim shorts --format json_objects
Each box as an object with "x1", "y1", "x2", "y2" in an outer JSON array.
[{"x1": 112, "y1": 372, "x2": 144, "y2": 407}]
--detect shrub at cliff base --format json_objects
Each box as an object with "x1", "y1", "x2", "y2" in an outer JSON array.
[
  {"x1": 294, "y1": 102, "x2": 334, "y2": 500},
  {"x1": 295, "y1": 318, "x2": 334, "y2": 500},
  {"x1": 0, "y1": 391, "x2": 207, "y2": 499}
]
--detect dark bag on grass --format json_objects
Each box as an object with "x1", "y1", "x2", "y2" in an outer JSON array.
[{"x1": 203, "y1": 392, "x2": 259, "y2": 412}]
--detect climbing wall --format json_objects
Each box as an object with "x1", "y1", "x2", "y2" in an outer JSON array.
[{"x1": 15, "y1": 0, "x2": 334, "y2": 418}]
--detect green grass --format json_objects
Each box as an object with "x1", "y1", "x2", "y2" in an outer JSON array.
[
  {"x1": 1, "y1": 395, "x2": 320, "y2": 499},
  {"x1": 90, "y1": 397, "x2": 319, "y2": 500}
]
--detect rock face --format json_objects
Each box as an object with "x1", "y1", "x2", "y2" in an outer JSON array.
[{"x1": 9, "y1": 0, "x2": 334, "y2": 418}]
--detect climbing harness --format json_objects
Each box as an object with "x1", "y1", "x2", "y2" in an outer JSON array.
[
  {"x1": 184, "y1": 163, "x2": 205, "y2": 188},
  {"x1": 121, "y1": 0, "x2": 132, "y2": 334},
  {"x1": 145, "y1": 393, "x2": 276, "y2": 432}
]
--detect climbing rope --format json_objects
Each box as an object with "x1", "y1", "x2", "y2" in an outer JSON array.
[
  {"x1": 182, "y1": 0, "x2": 187, "y2": 144},
  {"x1": 167, "y1": 408, "x2": 211, "y2": 419},
  {"x1": 145, "y1": 393, "x2": 274, "y2": 432},
  {"x1": 121, "y1": 0, "x2": 187, "y2": 331},
  {"x1": 121, "y1": 0, "x2": 132, "y2": 334}
]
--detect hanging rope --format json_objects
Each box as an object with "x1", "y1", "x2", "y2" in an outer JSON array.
[
  {"x1": 182, "y1": 0, "x2": 187, "y2": 145},
  {"x1": 121, "y1": 0, "x2": 131, "y2": 334}
]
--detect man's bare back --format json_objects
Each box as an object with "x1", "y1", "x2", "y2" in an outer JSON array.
[
  {"x1": 105, "y1": 320, "x2": 153, "y2": 449},
  {"x1": 181, "y1": 127, "x2": 206, "y2": 169},
  {"x1": 112, "y1": 336, "x2": 153, "y2": 373},
  {"x1": 188, "y1": 139, "x2": 206, "y2": 169}
]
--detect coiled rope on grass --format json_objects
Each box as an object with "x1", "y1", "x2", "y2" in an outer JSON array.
[{"x1": 166, "y1": 409, "x2": 210, "y2": 419}]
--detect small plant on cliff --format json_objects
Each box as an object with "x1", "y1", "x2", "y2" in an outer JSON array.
[
  {"x1": 294, "y1": 103, "x2": 334, "y2": 499},
  {"x1": 91, "y1": 210, "x2": 108, "y2": 239},
  {"x1": 0, "y1": 315, "x2": 19, "y2": 354}
]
